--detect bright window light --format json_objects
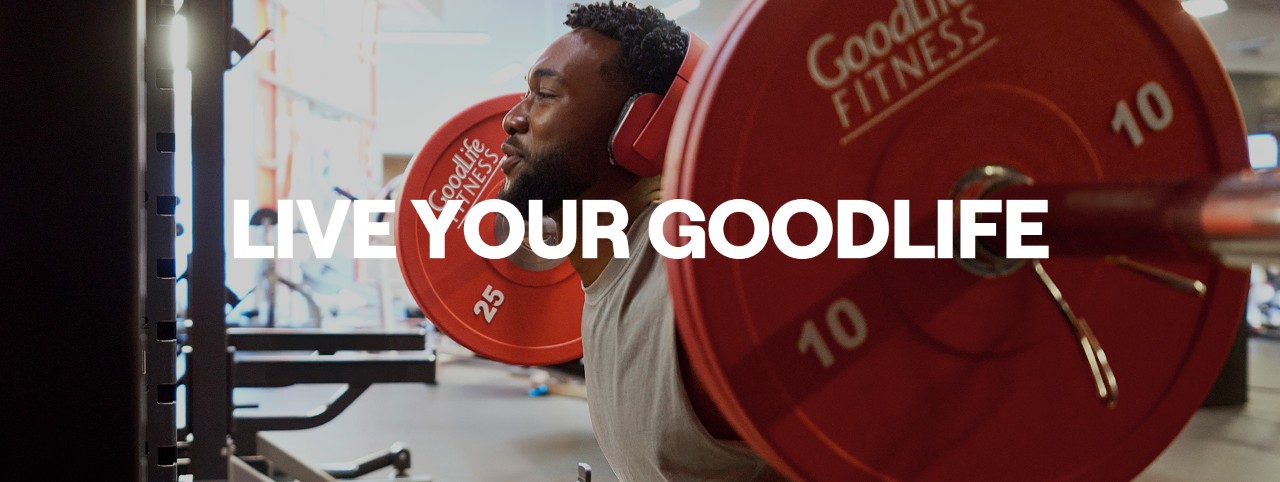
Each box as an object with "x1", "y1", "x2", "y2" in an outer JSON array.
[
  {"x1": 1182, "y1": 0, "x2": 1228, "y2": 18},
  {"x1": 1249, "y1": 134, "x2": 1279, "y2": 169},
  {"x1": 170, "y1": 14, "x2": 188, "y2": 69},
  {"x1": 662, "y1": 0, "x2": 701, "y2": 19}
]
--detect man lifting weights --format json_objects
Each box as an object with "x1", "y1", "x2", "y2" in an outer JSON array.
[{"x1": 495, "y1": 2, "x2": 786, "y2": 480}]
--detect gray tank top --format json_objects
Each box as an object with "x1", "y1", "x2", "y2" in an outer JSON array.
[{"x1": 582, "y1": 205, "x2": 786, "y2": 481}]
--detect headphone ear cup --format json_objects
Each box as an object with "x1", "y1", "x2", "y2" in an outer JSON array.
[
  {"x1": 608, "y1": 31, "x2": 706, "y2": 178},
  {"x1": 609, "y1": 92, "x2": 664, "y2": 177}
]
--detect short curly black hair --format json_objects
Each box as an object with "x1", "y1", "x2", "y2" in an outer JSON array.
[{"x1": 564, "y1": 2, "x2": 688, "y2": 96}]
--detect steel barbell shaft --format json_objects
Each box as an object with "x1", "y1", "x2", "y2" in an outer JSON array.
[{"x1": 986, "y1": 168, "x2": 1280, "y2": 267}]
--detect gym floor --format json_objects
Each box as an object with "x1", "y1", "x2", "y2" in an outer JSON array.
[{"x1": 220, "y1": 337, "x2": 1280, "y2": 481}]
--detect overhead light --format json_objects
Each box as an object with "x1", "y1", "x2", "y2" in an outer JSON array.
[
  {"x1": 1182, "y1": 0, "x2": 1228, "y2": 18},
  {"x1": 662, "y1": 0, "x2": 700, "y2": 19},
  {"x1": 1249, "y1": 134, "x2": 1279, "y2": 169},
  {"x1": 375, "y1": 32, "x2": 492, "y2": 45}
]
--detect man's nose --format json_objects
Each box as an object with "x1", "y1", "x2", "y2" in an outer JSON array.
[{"x1": 503, "y1": 101, "x2": 529, "y2": 135}]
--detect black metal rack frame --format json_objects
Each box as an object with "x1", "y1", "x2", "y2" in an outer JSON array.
[
  {"x1": 144, "y1": 0, "x2": 180, "y2": 479},
  {"x1": 143, "y1": 1, "x2": 439, "y2": 479}
]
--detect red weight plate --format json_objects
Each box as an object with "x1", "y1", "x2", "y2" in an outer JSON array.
[
  {"x1": 665, "y1": 1, "x2": 1249, "y2": 481},
  {"x1": 397, "y1": 94, "x2": 585, "y2": 366}
]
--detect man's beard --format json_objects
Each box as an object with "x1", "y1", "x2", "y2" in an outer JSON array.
[{"x1": 497, "y1": 143, "x2": 593, "y2": 220}]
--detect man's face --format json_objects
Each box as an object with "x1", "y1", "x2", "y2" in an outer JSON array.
[{"x1": 498, "y1": 28, "x2": 631, "y2": 218}]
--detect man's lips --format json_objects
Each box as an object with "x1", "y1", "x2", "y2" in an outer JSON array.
[
  {"x1": 499, "y1": 154, "x2": 523, "y2": 176},
  {"x1": 500, "y1": 141, "x2": 525, "y2": 175},
  {"x1": 500, "y1": 141, "x2": 524, "y2": 158}
]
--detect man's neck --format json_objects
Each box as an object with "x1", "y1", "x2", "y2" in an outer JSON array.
[{"x1": 561, "y1": 175, "x2": 662, "y2": 287}]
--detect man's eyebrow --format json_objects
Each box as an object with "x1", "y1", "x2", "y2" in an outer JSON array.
[{"x1": 529, "y1": 68, "x2": 562, "y2": 81}]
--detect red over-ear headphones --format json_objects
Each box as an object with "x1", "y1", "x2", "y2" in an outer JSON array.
[{"x1": 608, "y1": 31, "x2": 708, "y2": 177}]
